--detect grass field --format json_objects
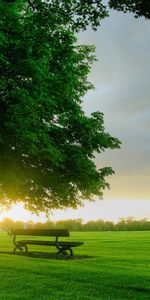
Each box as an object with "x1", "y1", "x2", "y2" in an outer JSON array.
[{"x1": 0, "y1": 231, "x2": 150, "y2": 300}]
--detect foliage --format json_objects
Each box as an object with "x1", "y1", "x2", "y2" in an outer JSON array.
[
  {"x1": 109, "y1": 0, "x2": 150, "y2": 19},
  {"x1": 0, "y1": 0, "x2": 120, "y2": 212},
  {"x1": 1, "y1": 217, "x2": 150, "y2": 231}
]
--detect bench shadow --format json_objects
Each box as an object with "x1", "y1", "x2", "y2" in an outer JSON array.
[{"x1": 0, "y1": 251, "x2": 94, "y2": 260}]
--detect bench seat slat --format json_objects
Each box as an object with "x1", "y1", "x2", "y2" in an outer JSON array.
[
  {"x1": 18, "y1": 240, "x2": 84, "y2": 247},
  {"x1": 11, "y1": 229, "x2": 69, "y2": 237},
  {"x1": 18, "y1": 240, "x2": 56, "y2": 246}
]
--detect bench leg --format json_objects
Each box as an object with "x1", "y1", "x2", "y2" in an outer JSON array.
[
  {"x1": 56, "y1": 248, "x2": 73, "y2": 259},
  {"x1": 13, "y1": 234, "x2": 28, "y2": 254},
  {"x1": 13, "y1": 244, "x2": 28, "y2": 254},
  {"x1": 69, "y1": 248, "x2": 73, "y2": 257}
]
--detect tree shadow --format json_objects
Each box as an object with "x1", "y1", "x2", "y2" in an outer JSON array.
[{"x1": 0, "y1": 251, "x2": 94, "y2": 260}]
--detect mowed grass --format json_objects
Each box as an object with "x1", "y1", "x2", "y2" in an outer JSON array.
[{"x1": 0, "y1": 231, "x2": 150, "y2": 300}]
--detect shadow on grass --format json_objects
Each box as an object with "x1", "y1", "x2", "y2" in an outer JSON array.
[
  {"x1": 126, "y1": 286, "x2": 150, "y2": 293},
  {"x1": 0, "y1": 251, "x2": 94, "y2": 260}
]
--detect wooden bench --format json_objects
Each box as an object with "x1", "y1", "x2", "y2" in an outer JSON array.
[{"x1": 9, "y1": 228, "x2": 84, "y2": 259}]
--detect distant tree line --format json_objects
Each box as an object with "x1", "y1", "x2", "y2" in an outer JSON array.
[{"x1": 0, "y1": 218, "x2": 150, "y2": 231}]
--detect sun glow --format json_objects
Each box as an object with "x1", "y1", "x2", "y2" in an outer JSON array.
[{"x1": 0, "y1": 198, "x2": 150, "y2": 223}]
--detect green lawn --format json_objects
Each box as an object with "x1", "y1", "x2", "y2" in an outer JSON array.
[{"x1": 0, "y1": 231, "x2": 150, "y2": 299}]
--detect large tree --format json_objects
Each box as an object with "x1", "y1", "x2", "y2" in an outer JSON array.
[{"x1": 0, "y1": 0, "x2": 121, "y2": 213}]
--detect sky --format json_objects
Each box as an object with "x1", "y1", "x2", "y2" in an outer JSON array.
[
  {"x1": 0, "y1": 6, "x2": 150, "y2": 223},
  {"x1": 80, "y1": 9, "x2": 150, "y2": 202}
]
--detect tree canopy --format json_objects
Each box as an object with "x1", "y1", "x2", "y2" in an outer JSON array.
[
  {"x1": 0, "y1": 0, "x2": 121, "y2": 213},
  {"x1": 2, "y1": 0, "x2": 149, "y2": 214},
  {"x1": 0, "y1": 0, "x2": 150, "y2": 212}
]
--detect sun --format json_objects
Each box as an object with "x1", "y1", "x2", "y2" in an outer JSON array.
[{"x1": 0, "y1": 198, "x2": 150, "y2": 223}]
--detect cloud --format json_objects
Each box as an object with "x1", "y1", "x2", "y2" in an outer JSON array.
[{"x1": 78, "y1": 8, "x2": 150, "y2": 200}]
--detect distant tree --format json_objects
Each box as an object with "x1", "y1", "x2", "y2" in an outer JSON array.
[
  {"x1": 14, "y1": 220, "x2": 25, "y2": 229},
  {"x1": 25, "y1": 220, "x2": 34, "y2": 229},
  {"x1": 55, "y1": 219, "x2": 83, "y2": 231},
  {"x1": 0, "y1": 218, "x2": 15, "y2": 230},
  {"x1": 44, "y1": 221, "x2": 55, "y2": 229},
  {"x1": 116, "y1": 218, "x2": 127, "y2": 231},
  {"x1": 83, "y1": 221, "x2": 97, "y2": 231},
  {"x1": 0, "y1": 0, "x2": 120, "y2": 213},
  {"x1": 95, "y1": 219, "x2": 106, "y2": 231},
  {"x1": 104, "y1": 220, "x2": 115, "y2": 231},
  {"x1": 33, "y1": 222, "x2": 46, "y2": 229},
  {"x1": 0, "y1": 217, "x2": 150, "y2": 231},
  {"x1": 141, "y1": 219, "x2": 150, "y2": 231}
]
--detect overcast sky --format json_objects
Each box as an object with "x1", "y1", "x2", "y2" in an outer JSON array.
[{"x1": 79, "y1": 7, "x2": 150, "y2": 202}]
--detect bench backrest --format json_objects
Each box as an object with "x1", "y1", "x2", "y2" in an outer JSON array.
[{"x1": 10, "y1": 229, "x2": 70, "y2": 237}]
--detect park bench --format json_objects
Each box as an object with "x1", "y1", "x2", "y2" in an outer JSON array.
[{"x1": 9, "y1": 228, "x2": 84, "y2": 259}]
